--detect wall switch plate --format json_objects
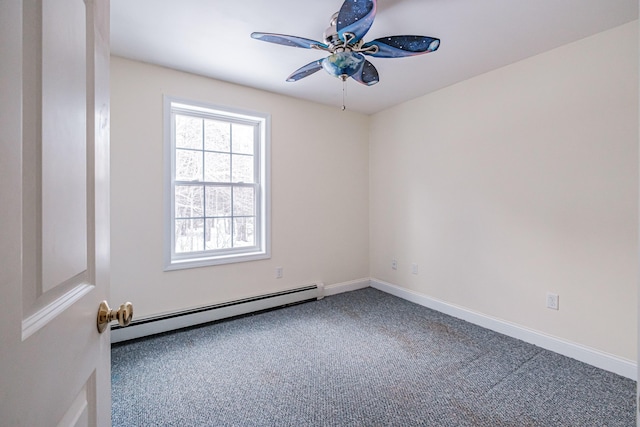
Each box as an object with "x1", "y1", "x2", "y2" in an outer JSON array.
[
  {"x1": 546, "y1": 292, "x2": 559, "y2": 310},
  {"x1": 411, "y1": 263, "x2": 418, "y2": 275},
  {"x1": 275, "y1": 267, "x2": 283, "y2": 279},
  {"x1": 391, "y1": 259, "x2": 398, "y2": 270}
]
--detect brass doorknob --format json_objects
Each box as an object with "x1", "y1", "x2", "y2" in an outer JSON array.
[{"x1": 97, "y1": 301, "x2": 133, "y2": 333}]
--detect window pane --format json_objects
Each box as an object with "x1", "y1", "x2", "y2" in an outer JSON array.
[
  {"x1": 175, "y1": 115, "x2": 202, "y2": 150},
  {"x1": 233, "y1": 187, "x2": 254, "y2": 216},
  {"x1": 167, "y1": 99, "x2": 269, "y2": 269},
  {"x1": 232, "y1": 154, "x2": 254, "y2": 183},
  {"x1": 175, "y1": 219, "x2": 204, "y2": 253},
  {"x1": 176, "y1": 149, "x2": 203, "y2": 181},
  {"x1": 232, "y1": 123, "x2": 254, "y2": 155},
  {"x1": 206, "y1": 218, "x2": 232, "y2": 250},
  {"x1": 205, "y1": 152, "x2": 231, "y2": 182},
  {"x1": 175, "y1": 185, "x2": 203, "y2": 218},
  {"x1": 205, "y1": 186, "x2": 231, "y2": 217},
  {"x1": 234, "y1": 217, "x2": 255, "y2": 247},
  {"x1": 205, "y1": 120, "x2": 230, "y2": 152}
]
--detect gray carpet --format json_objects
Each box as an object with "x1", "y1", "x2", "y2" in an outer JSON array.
[{"x1": 112, "y1": 288, "x2": 636, "y2": 426}]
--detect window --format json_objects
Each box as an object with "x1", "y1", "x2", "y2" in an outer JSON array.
[{"x1": 164, "y1": 97, "x2": 270, "y2": 270}]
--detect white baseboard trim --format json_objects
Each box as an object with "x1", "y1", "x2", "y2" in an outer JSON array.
[
  {"x1": 323, "y1": 278, "x2": 371, "y2": 297},
  {"x1": 370, "y1": 278, "x2": 636, "y2": 380}
]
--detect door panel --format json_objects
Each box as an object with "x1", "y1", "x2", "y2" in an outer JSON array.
[
  {"x1": 41, "y1": 0, "x2": 88, "y2": 294},
  {"x1": 56, "y1": 382, "x2": 91, "y2": 427},
  {"x1": 0, "y1": 0, "x2": 111, "y2": 425}
]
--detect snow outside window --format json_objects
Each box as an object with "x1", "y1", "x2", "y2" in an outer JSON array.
[{"x1": 164, "y1": 97, "x2": 270, "y2": 270}]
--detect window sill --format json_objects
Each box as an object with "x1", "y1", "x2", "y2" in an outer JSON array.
[{"x1": 164, "y1": 250, "x2": 270, "y2": 271}]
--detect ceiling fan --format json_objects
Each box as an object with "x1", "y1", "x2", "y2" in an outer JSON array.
[{"x1": 251, "y1": 0, "x2": 440, "y2": 86}]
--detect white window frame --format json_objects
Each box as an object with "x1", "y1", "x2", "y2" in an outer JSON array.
[{"x1": 163, "y1": 96, "x2": 271, "y2": 270}]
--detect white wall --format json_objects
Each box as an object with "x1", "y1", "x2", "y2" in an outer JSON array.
[
  {"x1": 110, "y1": 57, "x2": 370, "y2": 318},
  {"x1": 369, "y1": 22, "x2": 638, "y2": 361}
]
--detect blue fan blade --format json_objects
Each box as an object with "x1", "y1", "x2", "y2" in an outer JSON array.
[
  {"x1": 251, "y1": 32, "x2": 328, "y2": 50},
  {"x1": 286, "y1": 60, "x2": 324, "y2": 82},
  {"x1": 351, "y1": 59, "x2": 379, "y2": 86},
  {"x1": 363, "y1": 36, "x2": 440, "y2": 58},
  {"x1": 336, "y1": 0, "x2": 376, "y2": 43}
]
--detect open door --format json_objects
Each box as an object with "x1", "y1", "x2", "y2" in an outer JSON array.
[{"x1": 0, "y1": 0, "x2": 114, "y2": 425}]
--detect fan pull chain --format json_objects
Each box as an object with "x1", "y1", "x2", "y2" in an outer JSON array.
[{"x1": 341, "y1": 75, "x2": 347, "y2": 111}]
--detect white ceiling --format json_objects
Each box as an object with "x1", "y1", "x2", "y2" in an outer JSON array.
[{"x1": 111, "y1": 0, "x2": 637, "y2": 115}]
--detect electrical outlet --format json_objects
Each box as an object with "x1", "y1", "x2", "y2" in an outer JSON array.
[
  {"x1": 391, "y1": 259, "x2": 398, "y2": 270},
  {"x1": 546, "y1": 292, "x2": 559, "y2": 310},
  {"x1": 411, "y1": 263, "x2": 418, "y2": 275},
  {"x1": 275, "y1": 267, "x2": 283, "y2": 279}
]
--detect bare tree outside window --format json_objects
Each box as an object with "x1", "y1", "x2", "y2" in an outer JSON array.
[{"x1": 164, "y1": 98, "x2": 270, "y2": 270}]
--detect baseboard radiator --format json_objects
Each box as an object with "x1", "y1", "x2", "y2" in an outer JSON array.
[{"x1": 111, "y1": 283, "x2": 324, "y2": 343}]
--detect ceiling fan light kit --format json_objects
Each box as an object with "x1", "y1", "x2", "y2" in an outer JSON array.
[{"x1": 251, "y1": 0, "x2": 440, "y2": 87}]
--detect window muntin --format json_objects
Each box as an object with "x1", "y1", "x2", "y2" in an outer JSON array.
[{"x1": 164, "y1": 98, "x2": 270, "y2": 270}]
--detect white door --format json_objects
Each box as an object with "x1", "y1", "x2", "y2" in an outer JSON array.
[{"x1": 0, "y1": 0, "x2": 113, "y2": 425}]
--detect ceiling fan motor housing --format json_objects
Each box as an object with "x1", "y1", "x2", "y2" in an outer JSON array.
[{"x1": 323, "y1": 12, "x2": 340, "y2": 44}]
